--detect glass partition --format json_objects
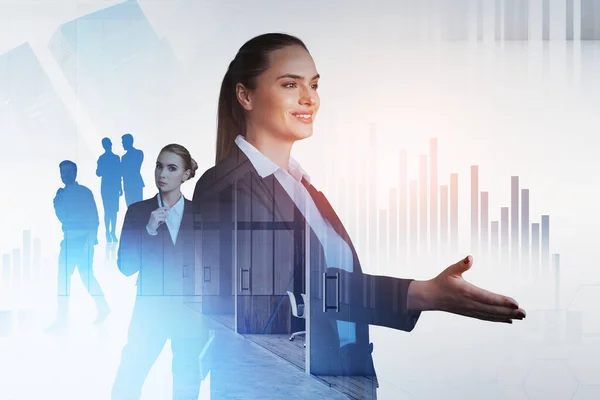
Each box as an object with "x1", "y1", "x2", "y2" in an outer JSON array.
[{"x1": 197, "y1": 167, "x2": 309, "y2": 373}]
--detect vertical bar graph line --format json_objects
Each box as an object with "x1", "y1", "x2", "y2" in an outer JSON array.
[
  {"x1": 389, "y1": 188, "x2": 398, "y2": 269},
  {"x1": 430, "y1": 139, "x2": 438, "y2": 258},
  {"x1": 531, "y1": 222, "x2": 540, "y2": 279},
  {"x1": 22, "y1": 230, "x2": 31, "y2": 283},
  {"x1": 440, "y1": 184, "x2": 449, "y2": 260},
  {"x1": 419, "y1": 155, "x2": 428, "y2": 256},
  {"x1": 521, "y1": 189, "x2": 530, "y2": 272},
  {"x1": 409, "y1": 180, "x2": 418, "y2": 262},
  {"x1": 491, "y1": 221, "x2": 499, "y2": 267},
  {"x1": 450, "y1": 173, "x2": 459, "y2": 256},
  {"x1": 541, "y1": 215, "x2": 550, "y2": 274},
  {"x1": 368, "y1": 125, "x2": 377, "y2": 268},
  {"x1": 379, "y1": 209, "x2": 388, "y2": 274},
  {"x1": 399, "y1": 149, "x2": 408, "y2": 266},
  {"x1": 566, "y1": 0, "x2": 575, "y2": 40},
  {"x1": 543, "y1": 0, "x2": 551, "y2": 40},
  {"x1": 511, "y1": 176, "x2": 519, "y2": 267},
  {"x1": 480, "y1": 191, "x2": 489, "y2": 259},
  {"x1": 501, "y1": 207, "x2": 509, "y2": 267},
  {"x1": 495, "y1": 0, "x2": 504, "y2": 41},
  {"x1": 471, "y1": 166, "x2": 479, "y2": 254}
]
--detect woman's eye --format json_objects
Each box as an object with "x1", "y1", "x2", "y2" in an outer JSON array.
[
  {"x1": 311, "y1": 83, "x2": 319, "y2": 89},
  {"x1": 283, "y1": 82, "x2": 296, "y2": 88}
]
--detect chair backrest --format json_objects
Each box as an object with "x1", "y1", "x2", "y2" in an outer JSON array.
[{"x1": 286, "y1": 291, "x2": 300, "y2": 318}]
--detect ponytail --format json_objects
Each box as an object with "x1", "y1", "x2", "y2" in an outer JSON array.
[{"x1": 216, "y1": 66, "x2": 245, "y2": 163}]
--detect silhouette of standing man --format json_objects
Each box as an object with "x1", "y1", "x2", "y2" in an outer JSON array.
[
  {"x1": 121, "y1": 133, "x2": 144, "y2": 207},
  {"x1": 96, "y1": 137, "x2": 123, "y2": 243},
  {"x1": 48, "y1": 160, "x2": 111, "y2": 331}
]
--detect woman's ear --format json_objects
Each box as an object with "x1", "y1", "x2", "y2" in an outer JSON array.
[
  {"x1": 182, "y1": 169, "x2": 191, "y2": 183},
  {"x1": 236, "y1": 83, "x2": 253, "y2": 111}
]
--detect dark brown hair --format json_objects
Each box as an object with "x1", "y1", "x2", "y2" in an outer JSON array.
[
  {"x1": 215, "y1": 33, "x2": 309, "y2": 163},
  {"x1": 159, "y1": 143, "x2": 198, "y2": 180}
]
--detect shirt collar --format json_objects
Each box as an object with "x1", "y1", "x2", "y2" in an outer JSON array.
[
  {"x1": 157, "y1": 193, "x2": 185, "y2": 215},
  {"x1": 234, "y1": 135, "x2": 311, "y2": 184}
]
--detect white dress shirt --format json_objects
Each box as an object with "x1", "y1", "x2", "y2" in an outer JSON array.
[
  {"x1": 235, "y1": 135, "x2": 356, "y2": 348},
  {"x1": 147, "y1": 194, "x2": 185, "y2": 245}
]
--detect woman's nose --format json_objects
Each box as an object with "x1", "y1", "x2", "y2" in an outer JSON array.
[{"x1": 299, "y1": 87, "x2": 316, "y2": 106}]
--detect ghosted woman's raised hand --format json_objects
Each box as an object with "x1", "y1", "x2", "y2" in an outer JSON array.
[{"x1": 407, "y1": 256, "x2": 526, "y2": 324}]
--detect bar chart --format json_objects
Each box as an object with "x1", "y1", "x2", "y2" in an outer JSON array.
[
  {"x1": 435, "y1": 0, "x2": 600, "y2": 42},
  {"x1": 328, "y1": 136, "x2": 560, "y2": 281},
  {"x1": 0, "y1": 230, "x2": 53, "y2": 305}
]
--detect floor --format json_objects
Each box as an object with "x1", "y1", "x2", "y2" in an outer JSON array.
[
  {"x1": 0, "y1": 244, "x2": 349, "y2": 400},
  {"x1": 209, "y1": 314, "x2": 378, "y2": 400}
]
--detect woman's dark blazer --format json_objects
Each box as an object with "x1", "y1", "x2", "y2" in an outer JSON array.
[
  {"x1": 192, "y1": 145, "x2": 421, "y2": 377},
  {"x1": 117, "y1": 195, "x2": 196, "y2": 298}
]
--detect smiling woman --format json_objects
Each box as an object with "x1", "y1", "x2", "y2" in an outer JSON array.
[
  {"x1": 193, "y1": 32, "x2": 526, "y2": 399},
  {"x1": 215, "y1": 34, "x2": 320, "y2": 166}
]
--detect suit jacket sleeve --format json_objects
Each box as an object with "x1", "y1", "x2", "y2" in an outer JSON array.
[
  {"x1": 310, "y1": 189, "x2": 421, "y2": 333},
  {"x1": 192, "y1": 170, "x2": 212, "y2": 222},
  {"x1": 192, "y1": 172, "x2": 204, "y2": 205},
  {"x1": 327, "y1": 267, "x2": 420, "y2": 332},
  {"x1": 96, "y1": 157, "x2": 103, "y2": 177},
  {"x1": 53, "y1": 191, "x2": 66, "y2": 224},
  {"x1": 117, "y1": 206, "x2": 142, "y2": 277},
  {"x1": 192, "y1": 172, "x2": 209, "y2": 259}
]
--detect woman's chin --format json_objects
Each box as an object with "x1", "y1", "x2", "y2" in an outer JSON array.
[{"x1": 291, "y1": 128, "x2": 314, "y2": 141}]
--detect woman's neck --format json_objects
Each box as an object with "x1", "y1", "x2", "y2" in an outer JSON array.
[
  {"x1": 245, "y1": 129, "x2": 293, "y2": 171},
  {"x1": 160, "y1": 188, "x2": 182, "y2": 208}
]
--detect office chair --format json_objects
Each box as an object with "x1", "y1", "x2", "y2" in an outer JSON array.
[{"x1": 286, "y1": 291, "x2": 307, "y2": 342}]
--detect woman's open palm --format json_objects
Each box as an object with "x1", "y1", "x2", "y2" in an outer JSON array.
[{"x1": 428, "y1": 256, "x2": 526, "y2": 324}]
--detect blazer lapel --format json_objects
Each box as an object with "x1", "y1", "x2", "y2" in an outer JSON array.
[
  {"x1": 225, "y1": 145, "x2": 298, "y2": 224},
  {"x1": 300, "y1": 178, "x2": 356, "y2": 252},
  {"x1": 222, "y1": 145, "x2": 356, "y2": 256}
]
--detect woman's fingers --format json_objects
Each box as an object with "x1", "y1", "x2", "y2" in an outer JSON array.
[
  {"x1": 463, "y1": 282, "x2": 520, "y2": 309},
  {"x1": 455, "y1": 299, "x2": 526, "y2": 321},
  {"x1": 474, "y1": 301, "x2": 525, "y2": 319},
  {"x1": 437, "y1": 271, "x2": 525, "y2": 323},
  {"x1": 455, "y1": 309, "x2": 516, "y2": 324},
  {"x1": 149, "y1": 209, "x2": 168, "y2": 228},
  {"x1": 459, "y1": 283, "x2": 526, "y2": 319},
  {"x1": 152, "y1": 209, "x2": 168, "y2": 220}
]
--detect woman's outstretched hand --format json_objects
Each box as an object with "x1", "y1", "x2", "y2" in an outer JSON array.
[{"x1": 407, "y1": 255, "x2": 526, "y2": 324}]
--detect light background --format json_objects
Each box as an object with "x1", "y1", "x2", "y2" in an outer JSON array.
[{"x1": 1, "y1": 1, "x2": 600, "y2": 399}]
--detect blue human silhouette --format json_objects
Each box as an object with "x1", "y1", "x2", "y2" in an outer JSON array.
[
  {"x1": 96, "y1": 137, "x2": 123, "y2": 242},
  {"x1": 121, "y1": 133, "x2": 144, "y2": 207},
  {"x1": 48, "y1": 160, "x2": 111, "y2": 331}
]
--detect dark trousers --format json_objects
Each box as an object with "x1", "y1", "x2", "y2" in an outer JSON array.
[{"x1": 111, "y1": 296, "x2": 209, "y2": 400}]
